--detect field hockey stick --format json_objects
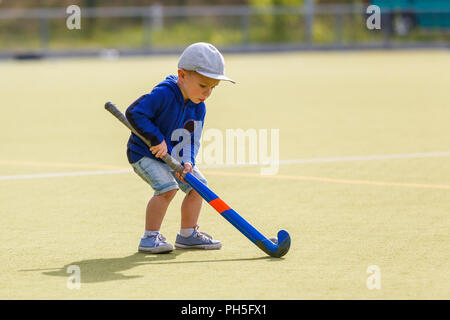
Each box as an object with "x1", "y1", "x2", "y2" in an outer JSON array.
[{"x1": 105, "y1": 101, "x2": 291, "y2": 258}]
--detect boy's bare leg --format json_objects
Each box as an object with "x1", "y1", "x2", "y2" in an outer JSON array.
[
  {"x1": 175, "y1": 189, "x2": 221, "y2": 249},
  {"x1": 181, "y1": 190, "x2": 203, "y2": 228},
  {"x1": 145, "y1": 189, "x2": 177, "y2": 231}
]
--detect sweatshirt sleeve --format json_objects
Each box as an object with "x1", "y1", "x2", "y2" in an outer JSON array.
[{"x1": 125, "y1": 88, "x2": 166, "y2": 147}]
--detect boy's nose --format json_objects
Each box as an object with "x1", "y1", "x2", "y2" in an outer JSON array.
[{"x1": 203, "y1": 88, "x2": 212, "y2": 97}]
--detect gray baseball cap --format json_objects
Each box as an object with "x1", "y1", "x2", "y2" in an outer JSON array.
[{"x1": 178, "y1": 42, "x2": 235, "y2": 83}]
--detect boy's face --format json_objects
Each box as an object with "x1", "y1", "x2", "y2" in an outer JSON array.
[{"x1": 177, "y1": 69, "x2": 220, "y2": 104}]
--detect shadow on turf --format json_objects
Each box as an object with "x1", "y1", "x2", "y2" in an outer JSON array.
[{"x1": 20, "y1": 251, "x2": 276, "y2": 283}]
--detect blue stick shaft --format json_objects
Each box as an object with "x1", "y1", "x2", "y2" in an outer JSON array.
[{"x1": 184, "y1": 172, "x2": 276, "y2": 251}]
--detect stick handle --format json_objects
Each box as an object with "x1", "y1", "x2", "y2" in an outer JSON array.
[{"x1": 104, "y1": 101, "x2": 184, "y2": 173}]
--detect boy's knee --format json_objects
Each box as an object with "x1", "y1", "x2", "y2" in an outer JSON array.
[
  {"x1": 157, "y1": 189, "x2": 178, "y2": 201},
  {"x1": 187, "y1": 189, "x2": 202, "y2": 200}
]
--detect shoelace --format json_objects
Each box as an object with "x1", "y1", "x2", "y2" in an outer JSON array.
[
  {"x1": 154, "y1": 233, "x2": 167, "y2": 243},
  {"x1": 193, "y1": 225, "x2": 213, "y2": 240}
]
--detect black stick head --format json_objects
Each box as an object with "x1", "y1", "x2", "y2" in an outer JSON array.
[
  {"x1": 256, "y1": 230, "x2": 291, "y2": 258},
  {"x1": 271, "y1": 230, "x2": 291, "y2": 258}
]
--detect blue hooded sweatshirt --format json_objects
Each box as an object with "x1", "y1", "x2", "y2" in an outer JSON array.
[{"x1": 125, "y1": 75, "x2": 205, "y2": 166}]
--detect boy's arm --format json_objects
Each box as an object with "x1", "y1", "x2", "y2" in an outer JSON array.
[{"x1": 125, "y1": 90, "x2": 166, "y2": 146}]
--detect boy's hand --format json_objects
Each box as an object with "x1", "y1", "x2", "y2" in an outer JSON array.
[
  {"x1": 175, "y1": 162, "x2": 193, "y2": 183},
  {"x1": 150, "y1": 140, "x2": 168, "y2": 158}
]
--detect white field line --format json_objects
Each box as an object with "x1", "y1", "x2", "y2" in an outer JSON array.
[
  {"x1": 198, "y1": 151, "x2": 450, "y2": 168},
  {"x1": 0, "y1": 169, "x2": 132, "y2": 181},
  {"x1": 0, "y1": 151, "x2": 449, "y2": 181}
]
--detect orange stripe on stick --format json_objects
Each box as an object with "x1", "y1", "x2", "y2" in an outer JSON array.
[{"x1": 209, "y1": 198, "x2": 231, "y2": 214}]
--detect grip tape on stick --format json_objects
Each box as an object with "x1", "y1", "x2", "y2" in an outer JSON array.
[{"x1": 104, "y1": 101, "x2": 184, "y2": 174}]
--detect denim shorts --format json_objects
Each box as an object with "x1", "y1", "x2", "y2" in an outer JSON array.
[{"x1": 131, "y1": 156, "x2": 208, "y2": 196}]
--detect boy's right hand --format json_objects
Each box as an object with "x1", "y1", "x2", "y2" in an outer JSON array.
[{"x1": 150, "y1": 140, "x2": 168, "y2": 158}]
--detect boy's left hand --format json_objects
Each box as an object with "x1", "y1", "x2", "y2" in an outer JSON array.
[{"x1": 175, "y1": 163, "x2": 193, "y2": 183}]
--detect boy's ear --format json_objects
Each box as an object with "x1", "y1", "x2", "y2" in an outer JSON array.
[{"x1": 178, "y1": 69, "x2": 185, "y2": 81}]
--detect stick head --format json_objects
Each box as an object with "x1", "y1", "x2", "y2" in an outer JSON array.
[{"x1": 256, "y1": 230, "x2": 291, "y2": 258}]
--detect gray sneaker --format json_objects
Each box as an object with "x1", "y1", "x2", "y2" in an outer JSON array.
[
  {"x1": 175, "y1": 225, "x2": 222, "y2": 250},
  {"x1": 138, "y1": 233, "x2": 173, "y2": 253}
]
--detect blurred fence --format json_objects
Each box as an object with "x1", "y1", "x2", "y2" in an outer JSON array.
[{"x1": 0, "y1": 4, "x2": 449, "y2": 58}]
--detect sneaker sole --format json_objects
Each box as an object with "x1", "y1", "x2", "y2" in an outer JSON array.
[
  {"x1": 174, "y1": 242, "x2": 222, "y2": 250},
  {"x1": 138, "y1": 246, "x2": 173, "y2": 254}
]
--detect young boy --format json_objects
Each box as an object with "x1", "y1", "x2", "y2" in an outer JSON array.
[{"x1": 125, "y1": 42, "x2": 235, "y2": 253}]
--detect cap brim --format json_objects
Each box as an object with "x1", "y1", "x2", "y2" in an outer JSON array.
[{"x1": 196, "y1": 70, "x2": 236, "y2": 84}]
